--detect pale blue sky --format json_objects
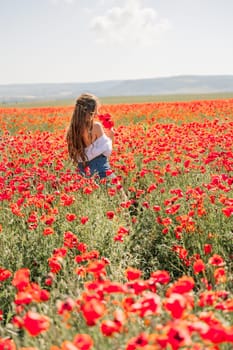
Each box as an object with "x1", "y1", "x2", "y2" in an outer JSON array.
[{"x1": 1, "y1": 0, "x2": 233, "y2": 84}]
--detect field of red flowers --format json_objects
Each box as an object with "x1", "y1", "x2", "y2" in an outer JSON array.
[{"x1": 0, "y1": 98, "x2": 233, "y2": 350}]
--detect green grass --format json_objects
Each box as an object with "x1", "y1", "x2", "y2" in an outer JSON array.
[{"x1": 1, "y1": 92, "x2": 233, "y2": 108}]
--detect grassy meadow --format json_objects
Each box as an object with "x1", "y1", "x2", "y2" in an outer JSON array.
[{"x1": 0, "y1": 96, "x2": 233, "y2": 349}]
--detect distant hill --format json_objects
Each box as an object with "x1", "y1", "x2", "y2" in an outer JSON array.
[{"x1": 1, "y1": 75, "x2": 233, "y2": 103}]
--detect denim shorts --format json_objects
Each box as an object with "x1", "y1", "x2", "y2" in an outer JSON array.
[{"x1": 78, "y1": 154, "x2": 114, "y2": 179}]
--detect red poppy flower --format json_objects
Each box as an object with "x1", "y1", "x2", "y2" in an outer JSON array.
[
  {"x1": 125, "y1": 267, "x2": 142, "y2": 281},
  {"x1": 63, "y1": 231, "x2": 79, "y2": 249},
  {"x1": 14, "y1": 292, "x2": 33, "y2": 305},
  {"x1": 222, "y1": 206, "x2": 233, "y2": 217},
  {"x1": 208, "y1": 254, "x2": 225, "y2": 266},
  {"x1": 48, "y1": 257, "x2": 62, "y2": 274},
  {"x1": 131, "y1": 293, "x2": 160, "y2": 317},
  {"x1": 57, "y1": 297, "x2": 76, "y2": 315},
  {"x1": 106, "y1": 211, "x2": 115, "y2": 219},
  {"x1": 106, "y1": 169, "x2": 114, "y2": 176},
  {"x1": 0, "y1": 338, "x2": 16, "y2": 350},
  {"x1": 0, "y1": 268, "x2": 12, "y2": 282},
  {"x1": 98, "y1": 113, "x2": 114, "y2": 129},
  {"x1": 150, "y1": 270, "x2": 170, "y2": 284},
  {"x1": 12, "y1": 268, "x2": 30, "y2": 291},
  {"x1": 214, "y1": 268, "x2": 227, "y2": 284},
  {"x1": 66, "y1": 213, "x2": 77, "y2": 222},
  {"x1": 193, "y1": 259, "x2": 205, "y2": 274},
  {"x1": 23, "y1": 311, "x2": 50, "y2": 336},
  {"x1": 167, "y1": 276, "x2": 195, "y2": 296},
  {"x1": 43, "y1": 227, "x2": 54, "y2": 236},
  {"x1": 81, "y1": 216, "x2": 89, "y2": 225},
  {"x1": 100, "y1": 319, "x2": 122, "y2": 336},
  {"x1": 164, "y1": 293, "x2": 187, "y2": 318},
  {"x1": 80, "y1": 297, "x2": 106, "y2": 326},
  {"x1": 126, "y1": 333, "x2": 148, "y2": 350},
  {"x1": 117, "y1": 226, "x2": 129, "y2": 235},
  {"x1": 204, "y1": 244, "x2": 212, "y2": 255},
  {"x1": 73, "y1": 334, "x2": 93, "y2": 350}
]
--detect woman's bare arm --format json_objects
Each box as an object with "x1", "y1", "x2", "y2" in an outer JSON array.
[
  {"x1": 104, "y1": 127, "x2": 115, "y2": 142},
  {"x1": 93, "y1": 121, "x2": 114, "y2": 142}
]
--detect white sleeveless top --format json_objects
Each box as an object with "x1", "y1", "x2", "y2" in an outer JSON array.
[{"x1": 78, "y1": 134, "x2": 112, "y2": 162}]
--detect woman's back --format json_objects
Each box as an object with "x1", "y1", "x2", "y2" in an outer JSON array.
[{"x1": 82, "y1": 121, "x2": 104, "y2": 147}]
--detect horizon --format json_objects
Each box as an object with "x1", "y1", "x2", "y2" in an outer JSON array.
[
  {"x1": 1, "y1": 0, "x2": 233, "y2": 85},
  {"x1": 1, "y1": 73, "x2": 233, "y2": 87}
]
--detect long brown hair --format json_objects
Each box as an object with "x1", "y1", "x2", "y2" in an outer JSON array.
[{"x1": 66, "y1": 93, "x2": 98, "y2": 164}]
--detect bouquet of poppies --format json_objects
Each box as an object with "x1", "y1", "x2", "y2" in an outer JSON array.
[{"x1": 98, "y1": 113, "x2": 114, "y2": 129}]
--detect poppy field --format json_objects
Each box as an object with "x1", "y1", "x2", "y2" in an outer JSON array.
[{"x1": 0, "y1": 98, "x2": 233, "y2": 349}]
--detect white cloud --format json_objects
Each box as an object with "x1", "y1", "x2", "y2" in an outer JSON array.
[{"x1": 90, "y1": 0, "x2": 171, "y2": 46}]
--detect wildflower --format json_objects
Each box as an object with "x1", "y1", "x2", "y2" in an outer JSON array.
[
  {"x1": 165, "y1": 204, "x2": 180, "y2": 215},
  {"x1": 131, "y1": 293, "x2": 160, "y2": 317},
  {"x1": 22, "y1": 311, "x2": 50, "y2": 336},
  {"x1": 57, "y1": 298, "x2": 76, "y2": 315},
  {"x1": 125, "y1": 267, "x2": 142, "y2": 281},
  {"x1": 53, "y1": 247, "x2": 67, "y2": 258},
  {"x1": 117, "y1": 226, "x2": 130, "y2": 235},
  {"x1": 102, "y1": 281, "x2": 127, "y2": 294},
  {"x1": 45, "y1": 273, "x2": 54, "y2": 286},
  {"x1": 83, "y1": 187, "x2": 93, "y2": 195},
  {"x1": 98, "y1": 113, "x2": 114, "y2": 129},
  {"x1": 193, "y1": 259, "x2": 205, "y2": 274},
  {"x1": 0, "y1": 268, "x2": 12, "y2": 282},
  {"x1": 106, "y1": 169, "x2": 114, "y2": 176},
  {"x1": 60, "y1": 193, "x2": 75, "y2": 206},
  {"x1": 86, "y1": 260, "x2": 106, "y2": 277},
  {"x1": 152, "y1": 205, "x2": 161, "y2": 212},
  {"x1": 165, "y1": 322, "x2": 192, "y2": 349},
  {"x1": 167, "y1": 276, "x2": 195, "y2": 296},
  {"x1": 63, "y1": 231, "x2": 79, "y2": 249},
  {"x1": 12, "y1": 268, "x2": 30, "y2": 291},
  {"x1": 150, "y1": 270, "x2": 170, "y2": 285},
  {"x1": 164, "y1": 293, "x2": 187, "y2": 318},
  {"x1": 208, "y1": 254, "x2": 225, "y2": 266},
  {"x1": 73, "y1": 334, "x2": 94, "y2": 350},
  {"x1": 48, "y1": 257, "x2": 62, "y2": 274},
  {"x1": 126, "y1": 281, "x2": 148, "y2": 295},
  {"x1": 214, "y1": 268, "x2": 227, "y2": 284},
  {"x1": 66, "y1": 213, "x2": 77, "y2": 222},
  {"x1": 43, "y1": 227, "x2": 54, "y2": 236},
  {"x1": 75, "y1": 250, "x2": 99, "y2": 263},
  {"x1": 43, "y1": 215, "x2": 55, "y2": 225},
  {"x1": 77, "y1": 242, "x2": 87, "y2": 253},
  {"x1": 27, "y1": 212, "x2": 38, "y2": 223},
  {"x1": 222, "y1": 206, "x2": 233, "y2": 217},
  {"x1": 80, "y1": 296, "x2": 106, "y2": 326},
  {"x1": 204, "y1": 244, "x2": 212, "y2": 255},
  {"x1": 81, "y1": 216, "x2": 89, "y2": 225},
  {"x1": 147, "y1": 183, "x2": 157, "y2": 193},
  {"x1": 126, "y1": 333, "x2": 148, "y2": 350},
  {"x1": 106, "y1": 211, "x2": 115, "y2": 219},
  {"x1": 14, "y1": 292, "x2": 33, "y2": 305},
  {"x1": 0, "y1": 337, "x2": 16, "y2": 350},
  {"x1": 100, "y1": 320, "x2": 122, "y2": 336}
]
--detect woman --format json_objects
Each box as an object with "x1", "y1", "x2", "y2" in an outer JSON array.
[{"x1": 66, "y1": 93, "x2": 115, "y2": 179}]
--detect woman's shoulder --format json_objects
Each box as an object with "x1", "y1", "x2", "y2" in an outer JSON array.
[
  {"x1": 93, "y1": 121, "x2": 103, "y2": 130},
  {"x1": 93, "y1": 121, "x2": 104, "y2": 138}
]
